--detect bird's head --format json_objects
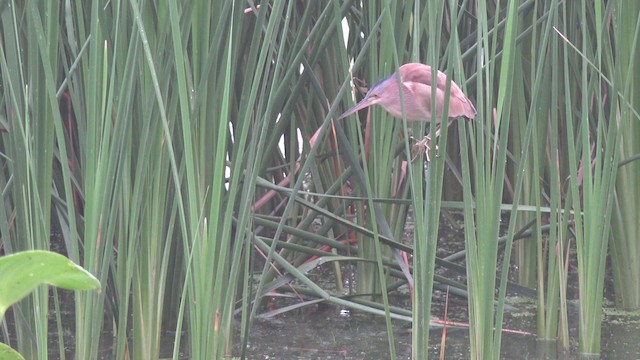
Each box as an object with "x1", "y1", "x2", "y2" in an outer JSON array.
[{"x1": 337, "y1": 76, "x2": 398, "y2": 120}]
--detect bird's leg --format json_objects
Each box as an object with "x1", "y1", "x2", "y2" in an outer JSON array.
[
  {"x1": 411, "y1": 119, "x2": 458, "y2": 161},
  {"x1": 411, "y1": 134, "x2": 432, "y2": 162},
  {"x1": 410, "y1": 124, "x2": 442, "y2": 162}
]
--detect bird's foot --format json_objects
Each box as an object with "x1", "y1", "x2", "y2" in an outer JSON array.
[{"x1": 411, "y1": 135, "x2": 437, "y2": 162}]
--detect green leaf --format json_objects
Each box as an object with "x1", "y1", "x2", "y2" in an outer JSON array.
[
  {"x1": 0, "y1": 250, "x2": 100, "y2": 318},
  {"x1": 0, "y1": 342, "x2": 26, "y2": 360}
]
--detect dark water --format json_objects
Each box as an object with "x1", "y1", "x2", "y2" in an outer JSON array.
[
  {"x1": 243, "y1": 215, "x2": 640, "y2": 359},
  {"x1": 245, "y1": 289, "x2": 640, "y2": 359}
]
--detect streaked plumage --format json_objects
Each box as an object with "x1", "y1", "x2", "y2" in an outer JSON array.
[{"x1": 338, "y1": 63, "x2": 476, "y2": 122}]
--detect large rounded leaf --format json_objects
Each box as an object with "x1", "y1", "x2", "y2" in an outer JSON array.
[
  {"x1": 0, "y1": 342, "x2": 26, "y2": 360},
  {"x1": 0, "y1": 250, "x2": 100, "y2": 318}
]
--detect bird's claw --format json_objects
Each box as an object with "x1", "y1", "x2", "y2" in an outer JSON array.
[{"x1": 410, "y1": 135, "x2": 437, "y2": 162}]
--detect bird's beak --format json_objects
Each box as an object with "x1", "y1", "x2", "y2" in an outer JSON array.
[{"x1": 337, "y1": 96, "x2": 376, "y2": 120}]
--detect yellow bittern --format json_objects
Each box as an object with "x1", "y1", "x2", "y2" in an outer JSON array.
[
  {"x1": 337, "y1": 63, "x2": 476, "y2": 285},
  {"x1": 338, "y1": 63, "x2": 476, "y2": 122}
]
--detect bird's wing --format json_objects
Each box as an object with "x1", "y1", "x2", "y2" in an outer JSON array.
[
  {"x1": 401, "y1": 64, "x2": 476, "y2": 119},
  {"x1": 402, "y1": 81, "x2": 438, "y2": 120},
  {"x1": 399, "y1": 63, "x2": 452, "y2": 91},
  {"x1": 404, "y1": 80, "x2": 476, "y2": 119},
  {"x1": 399, "y1": 63, "x2": 436, "y2": 86}
]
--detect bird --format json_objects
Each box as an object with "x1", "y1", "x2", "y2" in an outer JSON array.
[
  {"x1": 338, "y1": 63, "x2": 476, "y2": 160},
  {"x1": 338, "y1": 63, "x2": 476, "y2": 122}
]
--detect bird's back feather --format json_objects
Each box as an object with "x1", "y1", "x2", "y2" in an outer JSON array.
[{"x1": 399, "y1": 63, "x2": 476, "y2": 119}]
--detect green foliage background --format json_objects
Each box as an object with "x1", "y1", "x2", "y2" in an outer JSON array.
[{"x1": 1, "y1": 1, "x2": 638, "y2": 359}]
